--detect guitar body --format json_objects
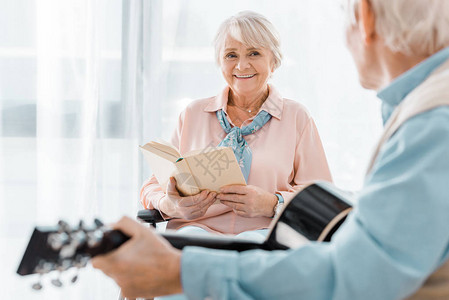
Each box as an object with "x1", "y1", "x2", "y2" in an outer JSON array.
[
  {"x1": 17, "y1": 182, "x2": 353, "y2": 279},
  {"x1": 279, "y1": 182, "x2": 353, "y2": 242}
]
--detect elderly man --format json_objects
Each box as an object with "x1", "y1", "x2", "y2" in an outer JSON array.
[{"x1": 92, "y1": 0, "x2": 449, "y2": 299}]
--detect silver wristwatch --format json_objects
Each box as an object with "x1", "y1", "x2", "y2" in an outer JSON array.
[{"x1": 273, "y1": 193, "x2": 284, "y2": 217}]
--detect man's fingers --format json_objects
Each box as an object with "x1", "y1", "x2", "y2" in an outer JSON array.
[
  {"x1": 112, "y1": 216, "x2": 144, "y2": 238},
  {"x1": 93, "y1": 216, "x2": 154, "y2": 263},
  {"x1": 92, "y1": 216, "x2": 143, "y2": 267},
  {"x1": 91, "y1": 255, "x2": 109, "y2": 271},
  {"x1": 91, "y1": 242, "x2": 125, "y2": 273}
]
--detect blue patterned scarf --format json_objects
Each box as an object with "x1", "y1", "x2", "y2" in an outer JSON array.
[{"x1": 216, "y1": 109, "x2": 272, "y2": 182}]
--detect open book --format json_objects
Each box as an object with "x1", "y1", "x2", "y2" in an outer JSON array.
[{"x1": 139, "y1": 140, "x2": 246, "y2": 196}]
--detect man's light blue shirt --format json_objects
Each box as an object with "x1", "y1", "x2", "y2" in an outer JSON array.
[
  {"x1": 180, "y1": 47, "x2": 449, "y2": 300},
  {"x1": 379, "y1": 46, "x2": 449, "y2": 123}
]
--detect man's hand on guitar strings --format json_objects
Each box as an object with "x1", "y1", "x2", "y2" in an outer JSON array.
[{"x1": 91, "y1": 216, "x2": 183, "y2": 299}]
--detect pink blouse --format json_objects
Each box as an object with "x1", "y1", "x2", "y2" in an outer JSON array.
[{"x1": 140, "y1": 85, "x2": 332, "y2": 234}]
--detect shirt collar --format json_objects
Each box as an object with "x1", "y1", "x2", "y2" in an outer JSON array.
[
  {"x1": 204, "y1": 84, "x2": 284, "y2": 120},
  {"x1": 377, "y1": 46, "x2": 449, "y2": 123}
]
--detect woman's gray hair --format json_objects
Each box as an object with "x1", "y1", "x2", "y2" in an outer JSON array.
[
  {"x1": 343, "y1": 0, "x2": 449, "y2": 56},
  {"x1": 214, "y1": 11, "x2": 283, "y2": 70}
]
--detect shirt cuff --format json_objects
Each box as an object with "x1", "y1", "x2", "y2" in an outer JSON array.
[{"x1": 181, "y1": 246, "x2": 239, "y2": 300}]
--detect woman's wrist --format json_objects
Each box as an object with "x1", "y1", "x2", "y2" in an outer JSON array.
[
  {"x1": 271, "y1": 193, "x2": 284, "y2": 218},
  {"x1": 267, "y1": 193, "x2": 278, "y2": 217},
  {"x1": 159, "y1": 195, "x2": 177, "y2": 218}
]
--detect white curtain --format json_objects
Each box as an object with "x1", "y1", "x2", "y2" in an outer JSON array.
[
  {"x1": 0, "y1": 0, "x2": 382, "y2": 299},
  {"x1": 1, "y1": 0, "x2": 145, "y2": 298}
]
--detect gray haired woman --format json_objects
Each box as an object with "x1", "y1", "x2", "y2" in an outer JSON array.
[{"x1": 139, "y1": 10, "x2": 332, "y2": 242}]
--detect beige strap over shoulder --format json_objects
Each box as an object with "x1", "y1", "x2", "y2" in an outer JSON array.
[{"x1": 365, "y1": 58, "x2": 449, "y2": 300}]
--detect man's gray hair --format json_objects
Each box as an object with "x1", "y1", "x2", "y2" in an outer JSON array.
[
  {"x1": 214, "y1": 11, "x2": 283, "y2": 70},
  {"x1": 344, "y1": 0, "x2": 449, "y2": 56}
]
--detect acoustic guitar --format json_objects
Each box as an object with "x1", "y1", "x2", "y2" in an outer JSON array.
[{"x1": 17, "y1": 181, "x2": 353, "y2": 290}]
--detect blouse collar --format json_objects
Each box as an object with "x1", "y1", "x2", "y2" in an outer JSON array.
[{"x1": 204, "y1": 84, "x2": 284, "y2": 120}]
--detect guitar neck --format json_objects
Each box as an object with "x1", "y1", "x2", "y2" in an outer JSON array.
[
  {"x1": 17, "y1": 182, "x2": 352, "y2": 280},
  {"x1": 86, "y1": 230, "x2": 267, "y2": 259},
  {"x1": 160, "y1": 231, "x2": 268, "y2": 252},
  {"x1": 88, "y1": 230, "x2": 268, "y2": 258}
]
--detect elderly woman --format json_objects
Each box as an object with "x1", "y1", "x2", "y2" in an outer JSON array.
[{"x1": 140, "y1": 11, "x2": 332, "y2": 237}]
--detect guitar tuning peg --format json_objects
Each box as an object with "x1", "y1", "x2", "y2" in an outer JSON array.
[
  {"x1": 51, "y1": 277, "x2": 63, "y2": 287},
  {"x1": 34, "y1": 259, "x2": 54, "y2": 274},
  {"x1": 51, "y1": 258, "x2": 73, "y2": 287},
  {"x1": 57, "y1": 220, "x2": 71, "y2": 233},
  {"x1": 32, "y1": 281, "x2": 43, "y2": 290},
  {"x1": 94, "y1": 218, "x2": 104, "y2": 228},
  {"x1": 32, "y1": 274, "x2": 43, "y2": 290},
  {"x1": 78, "y1": 220, "x2": 85, "y2": 230},
  {"x1": 71, "y1": 272, "x2": 79, "y2": 283},
  {"x1": 71, "y1": 274, "x2": 78, "y2": 283},
  {"x1": 87, "y1": 229, "x2": 104, "y2": 248},
  {"x1": 48, "y1": 232, "x2": 69, "y2": 251},
  {"x1": 70, "y1": 254, "x2": 87, "y2": 284},
  {"x1": 31, "y1": 261, "x2": 49, "y2": 290}
]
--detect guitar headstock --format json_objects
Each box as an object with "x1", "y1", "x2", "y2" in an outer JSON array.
[{"x1": 17, "y1": 219, "x2": 129, "y2": 290}]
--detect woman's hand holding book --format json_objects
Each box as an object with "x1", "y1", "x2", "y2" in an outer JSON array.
[{"x1": 159, "y1": 177, "x2": 217, "y2": 220}]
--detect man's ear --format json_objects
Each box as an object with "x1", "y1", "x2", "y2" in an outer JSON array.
[{"x1": 358, "y1": 0, "x2": 376, "y2": 45}]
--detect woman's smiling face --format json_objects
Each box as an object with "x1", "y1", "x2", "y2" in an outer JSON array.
[{"x1": 220, "y1": 36, "x2": 274, "y2": 99}]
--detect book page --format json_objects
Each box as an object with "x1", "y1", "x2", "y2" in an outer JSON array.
[
  {"x1": 140, "y1": 145, "x2": 178, "y2": 162},
  {"x1": 172, "y1": 159, "x2": 201, "y2": 196},
  {"x1": 183, "y1": 147, "x2": 246, "y2": 192},
  {"x1": 139, "y1": 146, "x2": 177, "y2": 191},
  {"x1": 184, "y1": 146, "x2": 227, "y2": 157},
  {"x1": 143, "y1": 140, "x2": 180, "y2": 159}
]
